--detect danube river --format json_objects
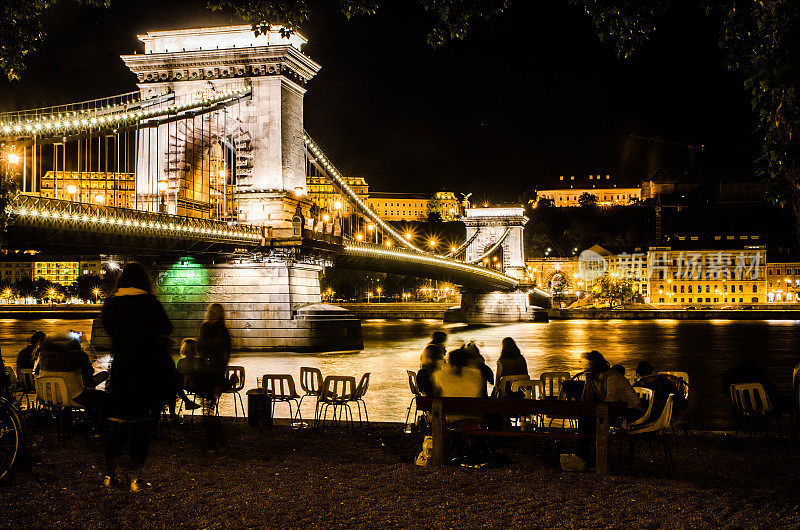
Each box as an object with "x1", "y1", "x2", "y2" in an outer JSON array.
[{"x1": 2, "y1": 318, "x2": 799, "y2": 430}]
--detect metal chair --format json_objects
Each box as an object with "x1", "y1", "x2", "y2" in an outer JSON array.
[
  {"x1": 350, "y1": 372, "x2": 370, "y2": 429},
  {"x1": 17, "y1": 369, "x2": 37, "y2": 410},
  {"x1": 729, "y1": 382, "x2": 779, "y2": 442},
  {"x1": 540, "y1": 371, "x2": 571, "y2": 400},
  {"x1": 624, "y1": 394, "x2": 676, "y2": 475},
  {"x1": 315, "y1": 375, "x2": 357, "y2": 429},
  {"x1": 298, "y1": 367, "x2": 324, "y2": 417},
  {"x1": 404, "y1": 370, "x2": 422, "y2": 433},
  {"x1": 219, "y1": 366, "x2": 246, "y2": 418},
  {"x1": 262, "y1": 374, "x2": 302, "y2": 423},
  {"x1": 630, "y1": 387, "x2": 655, "y2": 427}
]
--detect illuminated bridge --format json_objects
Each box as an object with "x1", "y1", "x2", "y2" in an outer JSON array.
[{"x1": 0, "y1": 25, "x2": 541, "y2": 351}]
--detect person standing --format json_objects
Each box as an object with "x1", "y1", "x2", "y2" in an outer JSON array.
[
  {"x1": 197, "y1": 303, "x2": 232, "y2": 455},
  {"x1": 101, "y1": 262, "x2": 173, "y2": 492}
]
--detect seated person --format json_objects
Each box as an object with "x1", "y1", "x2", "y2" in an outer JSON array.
[
  {"x1": 465, "y1": 341, "x2": 493, "y2": 397},
  {"x1": 177, "y1": 338, "x2": 203, "y2": 393},
  {"x1": 16, "y1": 330, "x2": 46, "y2": 384},
  {"x1": 37, "y1": 336, "x2": 108, "y2": 429},
  {"x1": 634, "y1": 361, "x2": 686, "y2": 421},
  {"x1": 432, "y1": 346, "x2": 485, "y2": 423},
  {"x1": 417, "y1": 331, "x2": 447, "y2": 396},
  {"x1": 495, "y1": 337, "x2": 528, "y2": 397},
  {"x1": 722, "y1": 358, "x2": 790, "y2": 417},
  {"x1": 581, "y1": 350, "x2": 641, "y2": 423}
]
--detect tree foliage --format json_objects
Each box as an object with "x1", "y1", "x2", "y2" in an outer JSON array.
[{"x1": 577, "y1": 191, "x2": 598, "y2": 207}]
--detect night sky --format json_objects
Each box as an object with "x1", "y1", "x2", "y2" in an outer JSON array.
[{"x1": 0, "y1": 0, "x2": 758, "y2": 200}]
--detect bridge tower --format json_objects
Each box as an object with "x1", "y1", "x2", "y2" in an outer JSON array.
[
  {"x1": 446, "y1": 206, "x2": 549, "y2": 323},
  {"x1": 463, "y1": 207, "x2": 528, "y2": 280},
  {"x1": 121, "y1": 25, "x2": 320, "y2": 227}
]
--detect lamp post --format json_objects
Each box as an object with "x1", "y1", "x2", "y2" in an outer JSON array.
[
  {"x1": 157, "y1": 180, "x2": 168, "y2": 213},
  {"x1": 376, "y1": 287, "x2": 382, "y2": 303},
  {"x1": 368, "y1": 223, "x2": 375, "y2": 244},
  {"x1": 92, "y1": 287, "x2": 101, "y2": 304},
  {"x1": 67, "y1": 184, "x2": 77, "y2": 202}
]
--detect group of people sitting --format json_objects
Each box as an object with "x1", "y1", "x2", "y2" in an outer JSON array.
[
  {"x1": 4, "y1": 262, "x2": 234, "y2": 491},
  {"x1": 414, "y1": 331, "x2": 689, "y2": 427}
]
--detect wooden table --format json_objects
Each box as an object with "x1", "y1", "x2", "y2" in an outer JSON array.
[{"x1": 416, "y1": 396, "x2": 628, "y2": 474}]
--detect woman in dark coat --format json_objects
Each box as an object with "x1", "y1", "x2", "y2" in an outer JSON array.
[
  {"x1": 101, "y1": 262, "x2": 172, "y2": 491},
  {"x1": 495, "y1": 337, "x2": 528, "y2": 396},
  {"x1": 197, "y1": 303, "x2": 232, "y2": 454}
]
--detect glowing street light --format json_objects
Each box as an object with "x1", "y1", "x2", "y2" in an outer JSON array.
[
  {"x1": 92, "y1": 287, "x2": 101, "y2": 303},
  {"x1": 157, "y1": 180, "x2": 168, "y2": 213},
  {"x1": 294, "y1": 186, "x2": 305, "y2": 197},
  {"x1": 95, "y1": 194, "x2": 105, "y2": 205},
  {"x1": 385, "y1": 240, "x2": 392, "y2": 247},
  {"x1": 334, "y1": 200, "x2": 342, "y2": 212},
  {"x1": 405, "y1": 232, "x2": 412, "y2": 240},
  {"x1": 322, "y1": 213, "x2": 330, "y2": 223},
  {"x1": 7, "y1": 153, "x2": 19, "y2": 165},
  {"x1": 428, "y1": 238, "x2": 437, "y2": 249},
  {"x1": 356, "y1": 233, "x2": 363, "y2": 241},
  {"x1": 67, "y1": 184, "x2": 78, "y2": 199},
  {"x1": 450, "y1": 246, "x2": 457, "y2": 253}
]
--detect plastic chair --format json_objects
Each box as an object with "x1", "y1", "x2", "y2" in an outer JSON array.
[
  {"x1": 219, "y1": 366, "x2": 246, "y2": 418},
  {"x1": 511, "y1": 379, "x2": 544, "y2": 400},
  {"x1": 35, "y1": 376, "x2": 81, "y2": 443},
  {"x1": 624, "y1": 394, "x2": 676, "y2": 474},
  {"x1": 540, "y1": 371, "x2": 571, "y2": 399},
  {"x1": 298, "y1": 367, "x2": 324, "y2": 415},
  {"x1": 405, "y1": 370, "x2": 422, "y2": 432},
  {"x1": 660, "y1": 371, "x2": 693, "y2": 437},
  {"x1": 262, "y1": 374, "x2": 302, "y2": 423},
  {"x1": 315, "y1": 375, "x2": 357, "y2": 429},
  {"x1": 495, "y1": 374, "x2": 531, "y2": 398},
  {"x1": 729, "y1": 382, "x2": 779, "y2": 441},
  {"x1": 629, "y1": 387, "x2": 655, "y2": 427}
]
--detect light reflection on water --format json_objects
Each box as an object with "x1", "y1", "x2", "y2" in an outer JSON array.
[{"x1": 2, "y1": 318, "x2": 798, "y2": 429}]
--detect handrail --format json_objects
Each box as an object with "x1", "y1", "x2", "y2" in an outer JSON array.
[
  {"x1": 443, "y1": 227, "x2": 481, "y2": 259},
  {"x1": 0, "y1": 85, "x2": 251, "y2": 140},
  {"x1": 10, "y1": 194, "x2": 263, "y2": 243},
  {"x1": 0, "y1": 91, "x2": 142, "y2": 123},
  {"x1": 343, "y1": 241, "x2": 518, "y2": 288},
  {"x1": 303, "y1": 132, "x2": 423, "y2": 253}
]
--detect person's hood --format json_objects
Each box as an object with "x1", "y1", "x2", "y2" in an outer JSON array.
[{"x1": 113, "y1": 287, "x2": 149, "y2": 297}]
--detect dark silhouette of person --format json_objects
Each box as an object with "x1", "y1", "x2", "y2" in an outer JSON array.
[
  {"x1": 37, "y1": 336, "x2": 108, "y2": 431},
  {"x1": 197, "y1": 303, "x2": 232, "y2": 455},
  {"x1": 417, "y1": 331, "x2": 447, "y2": 396},
  {"x1": 634, "y1": 361, "x2": 685, "y2": 421},
  {"x1": 464, "y1": 340, "x2": 493, "y2": 397},
  {"x1": 16, "y1": 330, "x2": 46, "y2": 376},
  {"x1": 495, "y1": 337, "x2": 528, "y2": 397},
  {"x1": 100, "y1": 262, "x2": 173, "y2": 492}
]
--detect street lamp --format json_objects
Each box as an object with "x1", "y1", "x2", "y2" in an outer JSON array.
[
  {"x1": 376, "y1": 287, "x2": 382, "y2": 303},
  {"x1": 428, "y1": 238, "x2": 437, "y2": 249},
  {"x1": 385, "y1": 240, "x2": 392, "y2": 247},
  {"x1": 92, "y1": 287, "x2": 101, "y2": 303},
  {"x1": 157, "y1": 180, "x2": 168, "y2": 213},
  {"x1": 67, "y1": 184, "x2": 77, "y2": 201},
  {"x1": 7, "y1": 153, "x2": 19, "y2": 165},
  {"x1": 356, "y1": 233, "x2": 363, "y2": 241},
  {"x1": 95, "y1": 194, "x2": 105, "y2": 205}
]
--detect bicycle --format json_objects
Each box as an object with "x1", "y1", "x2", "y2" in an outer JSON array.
[{"x1": 0, "y1": 388, "x2": 25, "y2": 481}]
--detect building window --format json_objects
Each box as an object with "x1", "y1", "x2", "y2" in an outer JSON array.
[{"x1": 752, "y1": 285, "x2": 758, "y2": 293}]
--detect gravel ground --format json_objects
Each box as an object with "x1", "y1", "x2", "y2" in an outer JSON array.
[{"x1": 2, "y1": 418, "x2": 800, "y2": 528}]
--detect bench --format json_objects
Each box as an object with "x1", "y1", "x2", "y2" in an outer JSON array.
[{"x1": 416, "y1": 396, "x2": 628, "y2": 474}]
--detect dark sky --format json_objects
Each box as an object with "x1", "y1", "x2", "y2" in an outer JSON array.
[{"x1": 0, "y1": 0, "x2": 758, "y2": 200}]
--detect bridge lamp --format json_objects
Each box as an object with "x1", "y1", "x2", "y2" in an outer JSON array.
[
  {"x1": 367, "y1": 223, "x2": 374, "y2": 232},
  {"x1": 6, "y1": 152, "x2": 20, "y2": 165},
  {"x1": 334, "y1": 200, "x2": 342, "y2": 212},
  {"x1": 294, "y1": 186, "x2": 305, "y2": 197},
  {"x1": 356, "y1": 233, "x2": 363, "y2": 241},
  {"x1": 67, "y1": 185, "x2": 78, "y2": 199},
  {"x1": 428, "y1": 239, "x2": 437, "y2": 249},
  {"x1": 385, "y1": 240, "x2": 392, "y2": 247},
  {"x1": 95, "y1": 194, "x2": 105, "y2": 205},
  {"x1": 451, "y1": 246, "x2": 456, "y2": 253},
  {"x1": 405, "y1": 232, "x2": 412, "y2": 240},
  {"x1": 322, "y1": 213, "x2": 330, "y2": 223}
]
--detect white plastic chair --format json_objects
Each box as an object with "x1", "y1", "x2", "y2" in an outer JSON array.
[
  {"x1": 35, "y1": 376, "x2": 82, "y2": 443},
  {"x1": 495, "y1": 374, "x2": 531, "y2": 398},
  {"x1": 629, "y1": 387, "x2": 654, "y2": 427},
  {"x1": 729, "y1": 382, "x2": 779, "y2": 440},
  {"x1": 625, "y1": 394, "x2": 676, "y2": 474},
  {"x1": 540, "y1": 371, "x2": 570, "y2": 399},
  {"x1": 511, "y1": 379, "x2": 544, "y2": 400},
  {"x1": 315, "y1": 375, "x2": 357, "y2": 429}
]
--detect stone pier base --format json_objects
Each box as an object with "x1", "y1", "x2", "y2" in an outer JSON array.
[
  {"x1": 444, "y1": 289, "x2": 549, "y2": 323},
  {"x1": 91, "y1": 260, "x2": 362, "y2": 352}
]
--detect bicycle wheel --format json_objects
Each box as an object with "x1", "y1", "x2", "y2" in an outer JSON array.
[{"x1": 0, "y1": 397, "x2": 23, "y2": 481}]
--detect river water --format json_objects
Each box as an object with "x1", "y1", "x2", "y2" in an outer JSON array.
[{"x1": 3, "y1": 318, "x2": 799, "y2": 430}]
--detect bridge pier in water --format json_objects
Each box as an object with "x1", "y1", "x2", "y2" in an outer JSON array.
[
  {"x1": 444, "y1": 289, "x2": 549, "y2": 323},
  {"x1": 92, "y1": 258, "x2": 362, "y2": 352}
]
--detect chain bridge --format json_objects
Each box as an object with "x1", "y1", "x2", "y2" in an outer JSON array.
[{"x1": 0, "y1": 25, "x2": 545, "y2": 351}]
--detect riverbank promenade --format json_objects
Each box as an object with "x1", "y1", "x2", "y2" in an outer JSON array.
[{"x1": 4, "y1": 421, "x2": 800, "y2": 527}]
